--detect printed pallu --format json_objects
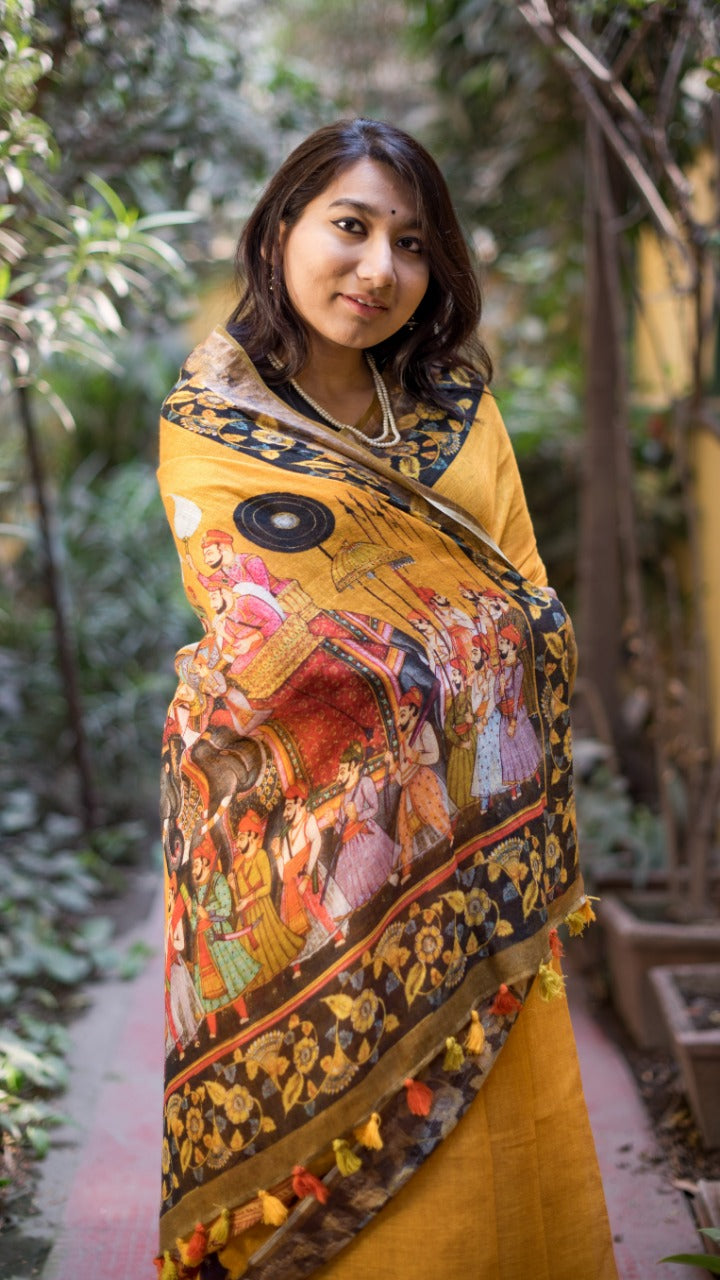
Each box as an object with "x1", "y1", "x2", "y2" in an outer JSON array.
[{"x1": 156, "y1": 328, "x2": 594, "y2": 1278}]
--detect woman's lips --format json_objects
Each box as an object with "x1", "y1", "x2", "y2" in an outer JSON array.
[{"x1": 341, "y1": 294, "x2": 389, "y2": 317}]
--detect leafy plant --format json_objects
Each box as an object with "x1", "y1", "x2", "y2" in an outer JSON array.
[{"x1": 661, "y1": 1227, "x2": 720, "y2": 1272}]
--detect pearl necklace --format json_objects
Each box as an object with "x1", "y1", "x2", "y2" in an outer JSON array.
[{"x1": 267, "y1": 352, "x2": 401, "y2": 448}]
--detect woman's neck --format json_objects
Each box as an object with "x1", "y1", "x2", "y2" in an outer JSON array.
[
  {"x1": 296, "y1": 344, "x2": 373, "y2": 404},
  {"x1": 293, "y1": 343, "x2": 378, "y2": 426}
]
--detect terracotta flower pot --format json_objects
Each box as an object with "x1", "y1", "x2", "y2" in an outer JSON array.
[
  {"x1": 598, "y1": 893, "x2": 720, "y2": 1049},
  {"x1": 649, "y1": 964, "x2": 720, "y2": 1149}
]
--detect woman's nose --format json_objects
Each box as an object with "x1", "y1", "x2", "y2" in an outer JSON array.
[{"x1": 357, "y1": 235, "x2": 395, "y2": 286}]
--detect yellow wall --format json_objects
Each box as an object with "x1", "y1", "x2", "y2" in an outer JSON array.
[{"x1": 634, "y1": 148, "x2": 720, "y2": 748}]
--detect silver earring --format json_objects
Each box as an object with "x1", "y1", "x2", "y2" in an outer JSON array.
[{"x1": 405, "y1": 314, "x2": 417, "y2": 331}]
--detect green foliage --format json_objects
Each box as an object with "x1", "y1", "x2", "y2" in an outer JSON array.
[
  {"x1": 1, "y1": 453, "x2": 195, "y2": 815},
  {"x1": 575, "y1": 756, "x2": 667, "y2": 888},
  {"x1": 0, "y1": 802, "x2": 155, "y2": 1156},
  {"x1": 660, "y1": 1227, "x2": 720, "y2": 1271}
]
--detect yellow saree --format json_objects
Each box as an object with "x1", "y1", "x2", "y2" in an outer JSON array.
[{"x1": 155, "y1": 327, "x2": 616, "y2": 1278}]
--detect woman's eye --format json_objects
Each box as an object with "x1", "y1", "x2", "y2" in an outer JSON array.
[
  {"x1": 333, "y1": 217, "x2": 364, "y2": 234},
  {"x1": 397, "y1": 236, "x2": 424, "y2": 255}
]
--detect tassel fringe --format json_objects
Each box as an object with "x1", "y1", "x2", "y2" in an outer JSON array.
[
  {"x1": 160, "y1": 1254, "x2": 179, "y2": 1280},
  {"x1": 292, "y1": 1164, "x2": 330, "y2": 1203},
  {"x1": 465, "y1": 1009, "x2": 486, "y2": 1054},
  {"x1": 206, "y1": 1206, "x2": 230, "y2": 1251},
  {"x1": 549, "y1": 927, "x2": 565, "y2": 958},
  {"x1": 258, "y1": 1188, "x2": 289, "y2": 1226},
  {"x1": 403, "y1": 1076, "x2": 433, "y2": 1116},
  {"x1": 565, "y1": 896, "x2": 597, "y2": 936},
  {"x1": 354, "y1": 1111, "x2": 383, "y2": 1150},
  {"x1": 333, "y1": 1138, "x2": 363, "y2": 1175},
  {"x1": 443, "y1": 1035, "x2": 465, "y2": 1070},
  {"x1": 538, "y1": 960, "x2": 566, "y2": 1001},
  {"x1": 177, "y1": 1222, "x2": 207, "y2": 1266},
  {"x1": 490, "y1": 983, "x2": 523, "y2": 1015}
]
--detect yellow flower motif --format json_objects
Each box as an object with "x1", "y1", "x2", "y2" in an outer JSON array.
[
  {"x1": 185, "y1": 1106, "x2": 205, "y2": 1144},
  {"x1": 204, "y1": 1125, "x2": 232, "y2": 1170},
  {"x1": 445, "y1": 943, "x2": 467, "y2": 989},
  {"x1": 252, "y1": 426, "x2": 293, "y2": 447},
  {"x1": 414, "y1": 924, "x2": 443, "y2": 965},
  {"x1": 350, "y1": 989, "x2": 379, "y2": 1033},
  {"x1": 464, "y1": 887, "x2": 490, "y2": 927},
  {"x1": 530, "y1": 849, "x2": 543, "y2": 882},
  {"x1": 293, "y1": 1036, "x2": 319, "y2": 1075},
  {"x1": 166, "y1": 1092, "x2": 184, "y2": 1140},
  {"x1": 224, "y1": 1085, "x2": 252, "y2": 1125},
  {"x1": 161, "y1": 1138, "x2": 171, "y2": 1175},
  {"x1": 545, "y1": 833, "x2": 562, "y2": 868}
]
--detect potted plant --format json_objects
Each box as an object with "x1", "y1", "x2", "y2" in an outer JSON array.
[{"x1": 649, "y1": 965, "x2": 720, "y2": 1147}]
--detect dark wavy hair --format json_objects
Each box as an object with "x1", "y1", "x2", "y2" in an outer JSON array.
[{"x1": 228, "y1": 118, "x2": 492, "y2": 410}]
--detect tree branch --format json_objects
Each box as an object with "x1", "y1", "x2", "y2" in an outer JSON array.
[{"x1": 518, "y1": 0, "x2": 694, "y2": 259}]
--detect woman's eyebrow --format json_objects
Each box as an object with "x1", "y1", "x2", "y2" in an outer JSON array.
[{"x1": 327, "y1": 197, "x2": 421, "y2": 229}]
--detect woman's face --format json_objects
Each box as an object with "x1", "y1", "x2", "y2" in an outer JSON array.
[{"x1": 278, "y1": 157, "x2": 430, "y2": 359}]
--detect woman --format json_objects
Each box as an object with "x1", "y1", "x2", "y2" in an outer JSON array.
[{"x1": 156, "y1": 118, "x2": 616, "y2": 1279}]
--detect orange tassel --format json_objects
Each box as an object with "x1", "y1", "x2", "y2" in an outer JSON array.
[
  {"x1": 177, "y1": 1222, "x2": 207, "y2": 1266},
  {"x1": 549, "y1": 927, "x2": 564, "y2": 959},
  {"x1": 403, "y1": 1076, "x2": 433, "y2": 1116},
  {"x1": 490, "y1": 983, "x2": 522, "y2": 1015},
  {"x1": 292, "y1": 1164, "x2": 330, "y2": 1204},
  {"x1": 354, "y1": 1111, "x2": 383, "y2": 1150},
  {"x1": 465, "y1": 1009, "x2": 486, "y2": 1055},
  {"x1": 258, "y1": 1188, "x2": 289, "y2": 1226},
  {"x1": 206, "y1": 1206, "x2": 230, "y2": 1251}
]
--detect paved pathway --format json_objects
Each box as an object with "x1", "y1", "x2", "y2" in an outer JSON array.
[{"x1": 34, "y1": 893, "x2": 707, "y2": 1279}]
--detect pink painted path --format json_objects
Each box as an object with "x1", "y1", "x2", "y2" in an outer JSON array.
[{"x1": 37, "y1": 896, "x2": 708, "y2": 1279}]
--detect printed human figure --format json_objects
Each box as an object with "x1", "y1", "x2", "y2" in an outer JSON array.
[
  {"x1": 271, "y1": 784, "x2": 346, "y2": 976},
  {"x1": 183, "y1": 835, "x2": 261, "y2": 1038},
  {"x1": 164, "y1": 874, "x2": 203, "y2": 1060},
  {"x1": 187, "y1": 529, "x2": 285, "y2": 596},
  {"x1": 407, "y1": 611, "x2": 455, "y2": 722},
  {"x1": 425, "y1": 592, "x2": 476, "y2": 677},
  {"x1": 384, "y1": 686, "x2": 452, "y2": 883},
  {"x1": 207, "y1": 583, "x2": 282, "y2": 674},
  {"x1": 443, "y1": 662, "x2": 477, "y2": 810},
  {"x1": 497, "y1": 625, "x2": 542, "y2": 799},
  {"x1": 469, "y1": 633, "x2": 504, "y2": 812},
  {"x1": 229, "y1": 809, "x2": 304, "y2": 987},
  {"x1": 326, "y1": 741, "x2": 397, "y2": 908}
]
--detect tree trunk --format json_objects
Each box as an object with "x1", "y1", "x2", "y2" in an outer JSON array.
[
  {"x1": 16, "y1": 382, "x2": 98, "y2": 832},
  {"x1": 575, "y1": 122, "x2": 624, "y2": 746}
]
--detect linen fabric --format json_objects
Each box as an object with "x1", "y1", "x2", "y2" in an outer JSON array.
[{"x1": 156, "y1": 328, "x2": 611, "y2": 1276}]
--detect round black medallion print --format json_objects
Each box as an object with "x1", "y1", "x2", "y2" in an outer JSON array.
[{"x1": 233, "y1": 492, "x2": 335, "y2": 553}]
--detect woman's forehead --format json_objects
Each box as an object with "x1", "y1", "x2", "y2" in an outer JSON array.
[{"x1": 313, "y1": 157, "x2": 420, "y2": 224}]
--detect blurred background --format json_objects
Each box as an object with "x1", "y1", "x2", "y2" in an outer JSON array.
[{"x1": 1, "y1": 0, "x2": 719, "y2": 1261}]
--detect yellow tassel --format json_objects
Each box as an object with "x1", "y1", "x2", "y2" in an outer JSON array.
[
  {"x1": 538, "y1": 960, "x2": 566, "y2": 1001},
  {"x1": 160, "y1": 1254, "x2": 179, "y2": 1280},
  {"x1": 333, "y1": 1137, "x2": 362, "y2": 1175},
  {"x1": 354, "y1": 1111, "x2": 383, "y2": 1150},
  {"x1": 443, "y1": 1035, "x2": 465, "y2": 1071},
  {"x1": 465, "y1": 1009, "x2": 486, "y2": 1055},
  {"x1": 258, "y1": 1188, "x2": 289, "y2": 1226},
  {"x1": 565, "y1": 896, "x2": 598, "y2": 936},
  {"x1": 207, "y1": 1206, "x2": 231, "y2": 1251}
]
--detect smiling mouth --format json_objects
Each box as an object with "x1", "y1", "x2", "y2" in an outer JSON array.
[{"x1": 342, "y1": 294, "x2": 389, "y2": 314}]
